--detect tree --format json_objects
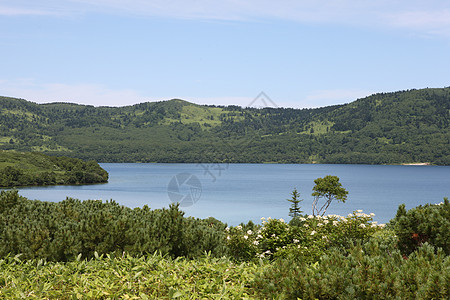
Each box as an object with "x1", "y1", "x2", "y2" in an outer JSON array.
[
  {"x1": 312, "y1": 175, "x2": 348, "y2": 216},
  {"x1": 288, "y1": 188, "x2": 303, "y2": 218}
]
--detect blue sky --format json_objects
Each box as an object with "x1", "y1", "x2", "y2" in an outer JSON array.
[{"x1": 1, "y1": 1, "x2": 450, "y2": 108}]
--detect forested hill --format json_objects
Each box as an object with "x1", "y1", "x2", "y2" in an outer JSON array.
[
  {"x1": 0, "y1": 87, "x2": 449, "y2": 165},
  {"x1": 0, "y1": 150, "x2": 108, "y2": 187}
]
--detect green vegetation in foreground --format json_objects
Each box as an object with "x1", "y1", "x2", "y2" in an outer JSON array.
[
  {"x1": 0, "y1": 190, "x2": 448, "y2": 298},
  {"x1": 1, "y1": 87, "x2": 449, "y2": 165},
  {"x1": 0, "y1": 150, "x2": 108, "y2": 187}
]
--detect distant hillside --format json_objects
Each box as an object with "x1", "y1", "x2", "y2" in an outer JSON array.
[
  {"x1": 0, "y1": 87, "x2": 449, "y2": 165},
  {"x1": 0, "y1": 150, "x2": 108, "y2": 187}
]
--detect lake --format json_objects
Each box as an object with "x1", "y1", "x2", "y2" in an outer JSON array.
[{"x1": 18, "y1": 163, "x2": 450, "y2": 225}]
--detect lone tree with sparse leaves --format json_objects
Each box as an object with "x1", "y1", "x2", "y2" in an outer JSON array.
[
  {"x1": 312, "y1": 175, "x2": 348, "y2": 216},
  {"x1": 288, "y1": 188, "x2": 303, "y2": 218}
]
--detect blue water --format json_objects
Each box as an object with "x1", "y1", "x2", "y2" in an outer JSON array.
[{"x1": 18, "y1": 164, "x2": 450, "y2": 225}]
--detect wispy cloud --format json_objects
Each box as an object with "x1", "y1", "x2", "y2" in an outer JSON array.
[
  {"x1": 384, "y1": 9, "x2": 450, "y2": 37},
  {"x1": 2, "y1": 1, "x2": 450, "y2": 37},
  {"x1": 0, "y1": 6, "x2": 58, "y2": 16}
]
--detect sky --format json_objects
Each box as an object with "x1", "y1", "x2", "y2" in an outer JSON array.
[{"x1": 1, "y1": 0, "x2": 450, "y2": 108}]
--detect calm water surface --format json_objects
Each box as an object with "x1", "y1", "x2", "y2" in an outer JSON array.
[{"x1": 19, "y1": 164, "x2": 450, "y2": 225}]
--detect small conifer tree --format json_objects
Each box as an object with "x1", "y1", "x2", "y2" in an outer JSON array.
[{"x1": 288, "y1": 188, "x2": 303, "y2": 218}]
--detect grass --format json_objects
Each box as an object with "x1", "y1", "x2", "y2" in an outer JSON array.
[
  {"x1": 0, "y1": 253, "x2": 261, "y2": 299},
  {"x1": 0, "y1": 150, "x2": 59, "y2": 172}
]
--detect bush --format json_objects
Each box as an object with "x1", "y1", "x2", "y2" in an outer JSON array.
[
  {"x1": 252, "y1": 242, "x2": 449, "y2": 299},
  {"x1": 0, "y1": 190, "x2": 227, "y2": 261},
  {"x1": 392, "y1": 198, "x2": 449, "y2": 255},
  {"x1": 225, "y1": 210, "x2": 385, "y2": 263}
]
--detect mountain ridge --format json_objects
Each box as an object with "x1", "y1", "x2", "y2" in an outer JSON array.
[{"x1": 1, "y1": 87, "x2": 449, "y2": 165}]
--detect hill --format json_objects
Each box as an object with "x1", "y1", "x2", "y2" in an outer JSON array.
[
  {"x1": 0, "y1": 150, "x2": 108, "y2": 187},
  {"x1": 0, "y1": 87, "x2": 449, "y2": 165}
]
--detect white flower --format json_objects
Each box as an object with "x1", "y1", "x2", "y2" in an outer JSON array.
[
  {"x1": 333, "y1": 221, "x2": 339, "y2": 226},
  {"x1": 299, "y1": 217, "x2": 306, "y2": 221},
  {"x1": 247, "y1": 230, "x2": 253, "y2": 235},
  {"x1": 293, "y1": 239, "x2": 300, "y2": 243},
  {"x1": 264, "y1": 250, "x2": 271, "y2": 254},
  {"x1": 253, "y1": 240, "x2": 259, "y2": 245},
  {"x1": 261, "y1": 217, "x2": 265, "y2": 221},
  {"x1": 317, "y1": 223, "x2": 323, "y2": 227},
  {"x1": 356, "y1": 209, "x2": 363, "y2": 213},
  {"x1": 225, "y1": 227, "x2": 230, "y2": 232},
  {"x1": 271, "y1": 234, "x2": 276, "y2": 238},
  {"x1": 257, "y1": 235, "x2": 263, "y2": 240},
  {"x1": 236, "y1": 225, "x2": 242, "y2": 230},
  {"x1": 310, "y1": 230, "x2": 316, "y2": 235},
  {"x1": 303, "y1": 224, "x2": 309, "y2": 228},
  {"x1": 227, "y1": 236, "x2": 230, "y2": 240},
  {"x1": 323, "y1": 220, "x2": 329, "y2": 224},
  {"x1": 267, "y1": 217, "x2": 272, "y2": 220},
  {"x1": 359, "y1": 224, "x2": 366, "y2": 228},
  {"x1": 370, "y1": 213, "x2": 375, "y2": 217},
  {"x1": 307, "y1": 215, "x2": 314, "y2": 219},
  {"x1": 378, "y1": 224, "x2": 386, "y2": 228},
  {"x1": 243, "y1": 235, "x2": 248, "y2": 239},
  {"x1": 323, "y1": 216, "x2": 328, "y2": 220},
  {"x1": 279, "y1": 218, "x2": 285, "y2": 223},
  {"x1": 371, "y1": 223, "x2": 377, "y2": 228},
  {"x1": 347, "y1": 214, "x2": 353, "y2": 218},
  {"x1": 342, "y1": 218, "x2": 348, "y2": 223},
  {"x1": 322, "y1": 236, "x2": 327, "y2": 239}
]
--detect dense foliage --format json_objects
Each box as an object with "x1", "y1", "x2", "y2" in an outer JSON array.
[
  {"x1": 0, "y1": 150, "x2": 108, "y2": 187},
  {"x1": 1, "y1": 87, "x2": 449, "y2": 165},
  {"x1": 0, "y1": 253, "x2": 257, "y2": 299},
  {"x1": 0, "y1": 190, "x2": 449, "y2": 298},
  {"x1": 253, "y1": 242, "x2": 449, "y2": 299},
  {"x1": 0, "y1": 190, "x2": 226, "y2": 261},
  {"x1": 392, "y1": 197, "x2": 449, "y2": 255}
]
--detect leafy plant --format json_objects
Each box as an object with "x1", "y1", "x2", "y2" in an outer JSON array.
[{"x1": 392, "y1": 197, "x2": 449, "y2": 255}]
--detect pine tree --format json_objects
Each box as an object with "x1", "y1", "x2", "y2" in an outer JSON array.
[{"x1": 288, "y1": 188, "x2": 303, "y2": 218}]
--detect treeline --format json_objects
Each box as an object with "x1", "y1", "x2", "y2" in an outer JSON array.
[
  {"x1": 1, "y1": 87, "x2": 449, "y2": 165},
  {"x1": 0, "y1": 151, "x2": 108, "y2": 187}
]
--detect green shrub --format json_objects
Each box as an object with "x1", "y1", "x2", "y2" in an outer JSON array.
[
  {"x1": 392, "y1": 198, "x2": 449, "y2": 255},
  {"x1": 0, "y1": 190, "x2": 227, "y2": 261},
  {"x1": 252, "y1": 242, "x2": 449, "y2": 299},
  {"x1": 225, "y1": 210, "x2": 384, "y2": 263}
]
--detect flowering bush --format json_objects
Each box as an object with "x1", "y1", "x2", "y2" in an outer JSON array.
[
  {"x1": 225, "y1": 225, "x2": 260, "y2": 261},
  {"x1": 225, "y1": 210, "x2": 385, "y2": 262}
]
